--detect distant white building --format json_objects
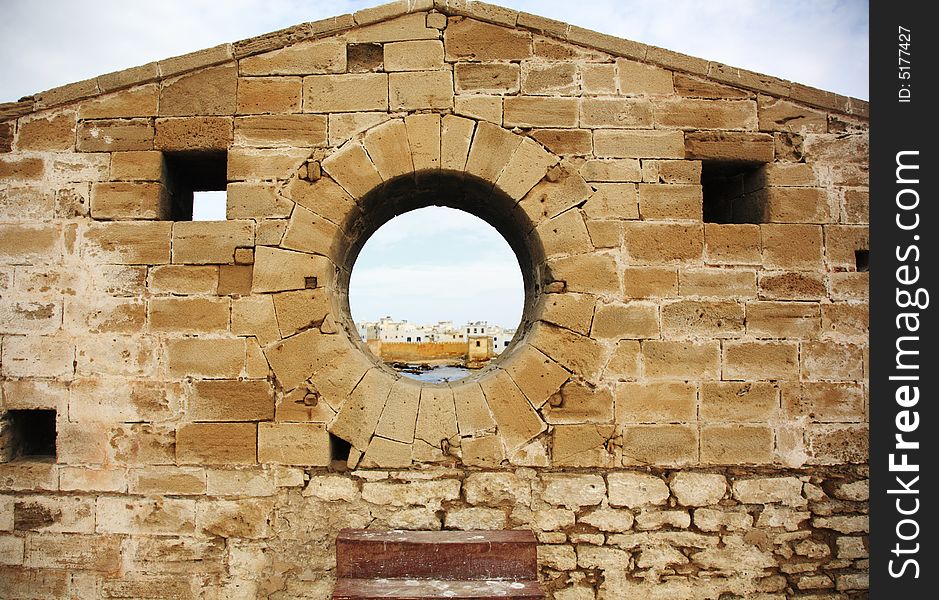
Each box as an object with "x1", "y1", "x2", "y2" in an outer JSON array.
[{"x1": 358, "y1": 317, "x2": 515, "y2": 354}]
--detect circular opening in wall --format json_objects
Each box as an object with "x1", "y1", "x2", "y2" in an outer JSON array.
[{"x1": 335, "y1": 171, "x2": 545, "y2": 384}]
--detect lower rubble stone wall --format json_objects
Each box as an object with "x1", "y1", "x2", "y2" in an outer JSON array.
[{"x1": 0, "y1": 465, "x2": 868, "y2": 599}]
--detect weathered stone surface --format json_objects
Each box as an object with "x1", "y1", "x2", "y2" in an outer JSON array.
[
  {"x1": 541, "y1": 474, "x2": 606, "y2": 509},
  {"x1": 608, "y1": 473, "x2": 669, "y2": 508}
]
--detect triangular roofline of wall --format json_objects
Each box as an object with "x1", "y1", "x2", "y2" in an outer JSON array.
[{"x1": 0, "y1": 0, "x2": 868, "y2": 122}]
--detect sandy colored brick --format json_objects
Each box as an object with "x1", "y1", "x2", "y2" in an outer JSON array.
[
  {"x1": 304, "y1": 73, "x2": 388, "y2": 112},
  {"x1": 673, "y1": 74, "x2": 750, "y2": 99},
  {"x1": 252, "y1": 246, "x2": 330, "y2": 293},
  {"x1": 454, "y1": 95, "x2": 503, "y2": 125},
  {"x1": 825, "y1": 225, "x2": 869, "y2": 268},
  {"x1": 258, "y1": 422, "x2": 330, "y2": 465},
  {"x1": 701, "y1": 382, "x2": 778, "y2": 422},
  {"x1": 503, "y1": 344, "x2": 571, "y2": 408},
  {"x1": 224, "y1": 183, "x2": 291, "y2": 220},
  {"x1": 759, "y1": 96, "x2": 827, "y2": 133},
  {"x1": 582, "y1": 183, "x2": 638, "y2": 220},
  {"x1": 327, "y1": 111, "x2": 390, "y2": 145},
  {"x1": 661, "y1": 299, "x2": 744, "y2": 338},
  {"x1": 685, "y1": 131, "x2": 774, "y2": 162},
  {"x1": 110, "y1": 151, "x2": 165, "y2": 181},
  {"x1": 581, "y1": 159, "x2": 641, "y2": 183},
  {"x1": 444, "y1": 17, "x2": 531, "y2": 61},
  {"x1": 237, "y1": 77, "x2": 302, "y2": 114},
  {"x1": 591, "y1": 302, "x2": 658, "y2": 339},
  {"x1": 347, "y1": 13, "x2": 439, "y2": 44},
  {"x1": 90, "y1": 182, "x2": 169, "y2": 220},
  {"x1": 390, "y1": 70, "x2": 454, "y2": 110},
  {"x1": 329, "y1": 368, "x2": 395, "y2": 450},
  {"x1": 217, "y1": 264, "x2": 252, "y2": 295},
  {"x1": 641, "y1": 159, "x2": 703, "y2": 185},
  {"x1": 166, "y1": 338, "x2": 244, "y2": 378},
  {"x1": 83, "y1": 222, "x2": 171, "y2": 264},
  {"x1": 239, "y1": 39, "x2": 346, "y2": 75},
  {"x1": 625, "y1": 222, "x2": 703, "y2": 264},
  {"x1": 535, "y1": 207, "x2": 592, "y2": 257},
  {"x1": 497, "y1": 137, "x2": 558, "y2": 200},
  {"x1": 415, "y1": 386, "x2": 458, "y2": 451},
  {"x1": 16, "y1": 111, "x2": 76, "y2": 151},
  {"x1": 723, "y1": 341, "x2": 799, "y2": 381},
  {"x1": 160, "y1": 64, "x2": 237, "y2": 116},
  {"x1": 321, "y1": 142, "x2": 383, "y2": 198},
  {"x1": 759, "y1": 271, "x2": 828, "y2": 301},
  {"x1": 540, "y1": 293, "x2": 595, "y2": 335},
  {"x1": 78, "y1": 85, "x2": 159, "y2": 119},
  {"x1": 643, "y1": 340, "x2": 720, "y2": 380},
  {"x1": 271, "y1": 288, "x2": 330, "y2": 339},
  {"x1": 0, "y1": 223, "x2": 61, "y2": 265},
  {"x1": 704, "y1": 223, "x2": 761, "y2": 264},
  {"x1": 621, "y1": 266, "x2": 677, "y2": 298},
  {"x1": 479, "y1": 370, "x2": 547, "y2": 452},
  {"x1": 654, "y1": 99, "x2": 757, "y2": 130},
  {"x1": 783, "y1": 382, "x2": 865, "y2": 422},
  {"x1": 586, "y1": 220, "x2": 624, "y2": 249},
  {"x1": 363, "y1": 119, "x2": 414, "y2": 180},
  {"x1": 522, "y1": 63, "x2": 577, "y2": 95},
  {"x1": 464, "y1": 120, "x2": 522, "y2": 183},
  {"x1": 148, "y1": 265, "x2": 217, "y2": 295},
  {"x1": 801, "y1": 341, "x2": 864, "y2": 381},
  {"x1": 830, "y1": 271, "x2": 868, "y2": 301},
  {"x1": 544, "y1": 380, "x2": 614, "y2": 425},
  {"x1": 638, "y1": 183, "x2": 702, "y2": 220},
  {"x1": 821, "y1": 302, "x2": 868, "y2": 339},
  {"x1": 581, "y1": 63, "x2": 616, "y2": 94},
  {"x1": 552, "y1": 424, "x2": 616, "y2": 467},
  {"x1": 679, "y1": 269, "x2": 756, "y2": 298},
  {"x1": 374, "y1": 378, "x2": 421, "y2": 443},
  {"x1": 615, "y1": 382, "x2": 696, "y2": 423},
  {"x1": 594, "y1": 130, "x2": 684, "y2": 159},
  {"x1": 621, "y1": 424, "x2": 698, "y2": 466},
  {"x1": 617, "y1": 58, "x2": 673, "y2": 94},
  {"x1": 172, "y1": 220, "x2": 254, "y2": 264},
  {"x1": 455, "y1": 62, "x2": 519, "y2": 93},
  {"x1": 154, "y1": 116, "x2": 232, "y2": 151},
  {"x1": 176, "y1": 423, "x2": 256, "y2": 464},
  {"x1": 747, "y1": 301, "x2": 820, "y2": 338},
  {"x1": 281, "y1": 204, "x2": 341, "y2": 257},
  {"x1": 77, "y1": 118, "x2": 153, "y2": 152},
  {"x1": 384, "y1": 40, "x2": 444, "y2": 71},
  {"x1": 547, "y1": 253, "x2": 618, "y2": 295},
  {"x1": 530, "y1": 129, "x2": 591, "y2": 156},
  {"x1": 761, "y1": 224, "x2": 824, "y2": 270},
  {"x1": 518, "y1": 162, "x2": 592, "y2": 224},
  {"x1": 504, "y1": 97, "x2": 578, "y2": 128},
  {"x1": 148, "y1": 297, "x2": 229, "y2": 332},
  {"x1": 131, "y1": 466, "x2": 206, "y2": 495},
  {"x1": 843, "y1": 189, "x2": 869, "y2": 224},
  {"x1": 701, "y1": 425, "x2": 774, "y2": 464}
]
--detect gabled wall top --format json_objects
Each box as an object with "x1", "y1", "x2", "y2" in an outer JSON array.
[{"x1": 0, "y1": 0, "x2": 867, "y2": 122}]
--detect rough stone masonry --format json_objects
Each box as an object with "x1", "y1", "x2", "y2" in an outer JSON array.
[{"x1": 0, "y1": 1, "x2": 869, "y2": 598}]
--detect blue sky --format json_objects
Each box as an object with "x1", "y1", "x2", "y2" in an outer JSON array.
[{"x1": 0, "y1": 0, "x2": 869, "y2": 328}]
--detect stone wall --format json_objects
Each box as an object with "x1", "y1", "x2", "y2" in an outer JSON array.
[{"x1": 0, "y1": 0, "x2": 868, "y2": 597}]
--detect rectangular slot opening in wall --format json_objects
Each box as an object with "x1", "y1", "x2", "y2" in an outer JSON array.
[
  {"x1": 164, "y1": 151, "x2": 228, "y2": 221},
  {"x1": 1, "y1": 409, "x2": 57, "y2": 462},
  {"x1": 329, "y1": 433, "x2": 351, "y2": 470},
  {"x1": 855, "y1": 249, "x2": 869, "y2": 272},
  {"x1": 701, "y1": 161, "x2": 766, "y2": 224}
]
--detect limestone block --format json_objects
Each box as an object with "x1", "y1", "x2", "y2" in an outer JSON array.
[
  {"x1": 12, "y1": 495, "x2": 94, "y2": 533},
  {"x1": 197, "y1": 498, "x2": 273, "y2": 539},
  {"x1": 302, "y1": 474, "x2": 358, "y2": 501},
  {"x1": 759, "y1": 271, "x2": 827, "y2": 301},
  {"x1": 281, "y1": 205, "x2": 341, "y2": 257},
  {"x1": 264, "y1": 328, "x2": 339, "y2": 391},
  {"x1": 693, "y1": 507, "x2": 753, "y2": 532},
  {"x1": 758, "y1": 96, "x2": 827, "y2": 133},
  {"x1": 81, "y1": 222, "x2": 171, "y2": 265},
  {"x1": 661, "y1": 299, "x2": 745, "y2": 338},
  {"x1": 830, "y1": 271, "x2": 867, "y2": 301},
  {"x1": 372, "y1": 378, "x2": 420, "y2": 443},
  {"x1": 239, "y1": 39, "x2": 346, "y2": 75},
  {"x1": 536, "y1": 208, "x2": 593, "y2": 257},
  {"x1": 445, "y1": 507, "x2": 507, "y2": 530},
  {"x1": 448, "y1": 380, "x2": 495, "y2": 436},
  {"x1": 329, "y1": 368, "x2": 395, "y2": 450},
  {"x1": 236, "y1": 77, "x2": 302, "y2": 114},
  {"x1": 252, "y1": 246, "x2": 331, "y2": 293},
  {"x1": 347, "y1": 13, "x2": 439, "y2": 43},
  {"x1": 0, "y1": 462, "x2": 58, "y2": 492},
  {"x1": 363, "y1": 119, "x2": 414, "y2": 180},
  {"x1": 580, "y1": 99, "x2": 652, "y2": 129},
  {"x1": 258, "y1": 422, "x2": 330, "y2": 466},
  {"x1": 733, "y1": 477, "x2": 805, "y2": 507},
  {"x1": 479, "y1": 370, "x2": 546, "y2": 452},
  {"x1": 414, "y1": 385, "x2": 458, "y2": 449},
  {"x1": 58, "y1": 466, "x2": 127, "y2": 493},
  {"x1": 89, "y1": 182, "x2": 169, "y2": 220},
  {"x1": 110, "y1": 151, "x2": 165, "y2": 181},
  {"x1": 234, "y1": 114, "x2": 326, "y2": 149},
  {"x1": 455, "y1": 62, "x2": 519, "y2": 93},
  {"x1": 154, "y1": 116, "x2": 232, "y2": 152},
  {"x1": 444, "y1": 17, "x2": 531, "y2": 61},
  {"x1": 404, "y1": 113, "x2": 441, "y2": 171},
  {"x1": 722, "y1": 341, "x2": 799, "y2": 381},
  {"x1": 624, "y1": 222, "x2": 703, "y2": 264},
  {"x1": 328, "y1": 111, "x2": 391, "y2": 146},
  {"x1": 582, "y1": 159, "x2": 642, "y2": 183},
  {"x1": 691, "y1": 540, "x2": 775, "y2": 575},
  {"x1": 541, "y1": 473, "x2": 605, "y2": 509},
  {"x1": 684, "y1": 131, "x2": 774, "y2": 162},
  {"x1": 148, "y1": 297, "x2": 229, "y2": 332},
  {"x1": 188, "y1": 379, "x2": 274, "y2": 422},
  {"x1": 621, "y1": 424, "x2": 698, "y2": 466},
  {"x1": 539, "y1": 545, "x2": 577, "y2": 571},
  {"x1": 384, "y1": 40, "x2": 444, "y2": 71},
  {"x1": 269, "y1": 288, "x2": 329, "y2": 338},
  {"x1": 581, "y1": 183, "x2": 638, "y2": 220},
  {"x1": 617, "y1": 58, "x2": 673, "y2": 95},
  {"x1": 635, "y1": 510, "x2": 691, "y2": 530},
  {"x1": 552, "y1": 424, "x2": 616, "y2": 467},
  {"x1": 669, "y1": 473, "x2": 727, "y2": 507},
  {"x1": 581, "y1": 63, "x2": 617, "y2": 95},
  {"x1": 622, "y1": 267, "x2": 678, "y2": 298},
  {"x1": 304, "y1": 73, "x2": 388, "y2": 113},
  {"x1": 638, "y1": 183, "x2": 702, "y2": 221},
  {"x1": 461, "y1": 435, "x2": 506, "y2": 467},
  {"x1": 440, "y1": 114, "x2": 476, "y2": 171},
  {"x1": 700, "y1": 382, "x2": 778, "y2": 422},
  {"x1": 502, "y1": 345, "x2": 570, "y2": 409},
  {"x1": 464, "y1": 472, "x2": 530, "y2": 506},
  {"x1": 149, "y1": 265, "x2": 217, "y2": 295},
  {"x1": 605, "y1": 340, "x2": 641, "y2": 379},
  {"x1": 166, "y1": 338, "x2": 245, "y2": 378},
  {"x1": 176, "y1": 423, "x2": 257, "y2": 465},
  {"x1": 540, "y1": 293, "x2": 595, "y2": 335},
  {"x1": 321, "y1": 142, "x2": 383, "y2": 199},
  {"x1": 504, "y1": 97, "x2": 578, "y2": 128},
  {"x1": 130, "y1": 466, "x2": 206, "y2": 495},
  {"x1": 594, "y1": 130, "x2": 684, "y2": 159},
  {"x1": 1, "y1": 335, "x2": 73, "y2": 378},
  {"x1": 23, "y1": 532, "x2": 122, "y2": 571},
  {"x1": 654, "y1": 99, "x2": 757, "y2": 130},
  {"x1": 454, "y1": 95, "x2": 503, "y2": 124},
  {"x1": 160, "y1": 64, "x2": 237, "y2": 116},
  {"x1": 700, "y1": 425, "x2": 774, "y2": 464},
  {"x1": 530, "y1": 129, "x2": 591, "y2": 156},
  {"x1": 68, "y1": 377, "x2": 177, "y2": 422},
  {"x1": 172, "y1": 220, "x2": 253, "y2": 265},
  {"x1": 673, "y1": 74, "x2": 749, "y2": 99},
  {"x1": 518, "y1": 162, "x2": 592, "y2": 225},
  {"x1": 761, "y1": 224, "x2": 823, "y2": 269},
  {"x1": 285, "y1": 177, "x2": 355, "y2": 226},
  {"x1": 529, "y1": 322, "x2": 605, "y2": 383},
  {"x1": 361, "y1": 436, "x2": 413, "y2": 468},
  {"x1": 496, "y1": 137, "x2": 558, "y2": 201},
  {"x1": 679, "y1": 269, "x2": 756, "y2": 298},
  {"x1": 607, "y1": 473, "x2": 669, "y2": 508},
  {"x1": 704, "y1": 223, "x2": 761, "y2": 265},
  {"x1": 615, "y1": 382, "x2": 696, "y2": 423},
  {"x1": 360, "y1": 479, "x2": 461, "y2": 510},
  {"x1": 227, "y1": 147, "x2": 309, "y2": 181},
  {"x1": 204, "y1": 469, "x2": 278, "y2": 496},
  {"x1": 96, "y1": 496, "x2": 196, "y2": 535},
  {"x1": 522, "y1": 63, "x2": 577, "y2": 95},
  {"x1": 16, "y1": 110, "x2": 76, "y2": 151},
  {"x1": 801, "y1": 341, "x2": 864, "y2": 381},
  {"x1": 0, "y1": 297, "x2": 63, "y2": 335},
  {"x1": 77, "y1": 118, "x2": 153, "y2": 152},
  {"x1": 783, "y1": 382, "x2": 865, "y2": 423},
  {"x1": 746, "y1": 301, "x2": 820, "y2": 339},
  {"x1": 642, "y1": 340, "x2": 719, "y2": 380},
  {"x1": 591, "y1": 302, "x2": 659, "y2": 339},
  {"x1": 462, "y1": 122, "x2": 521, "y2": 185},
  {"x1": 547, "y1": 253, "x2": 618, "y2": 295}
]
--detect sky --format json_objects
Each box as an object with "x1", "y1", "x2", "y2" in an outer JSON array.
[{"x1": 0, "y1": 0, "x2": 869, "y2": 328}]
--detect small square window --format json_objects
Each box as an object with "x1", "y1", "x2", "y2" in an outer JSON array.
[
  {"x1": 164, "y1": 151, "x2": 228, "y2": 221},
  {"x1": 2, "y1": 409, "x2": 56, "y2": 461},
  {"x1": 855, "y1": 249, "x2": 869, "y2": 272},
  {"x1": 702, "y1": 161, "x2": 766, "y2": 223}
]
